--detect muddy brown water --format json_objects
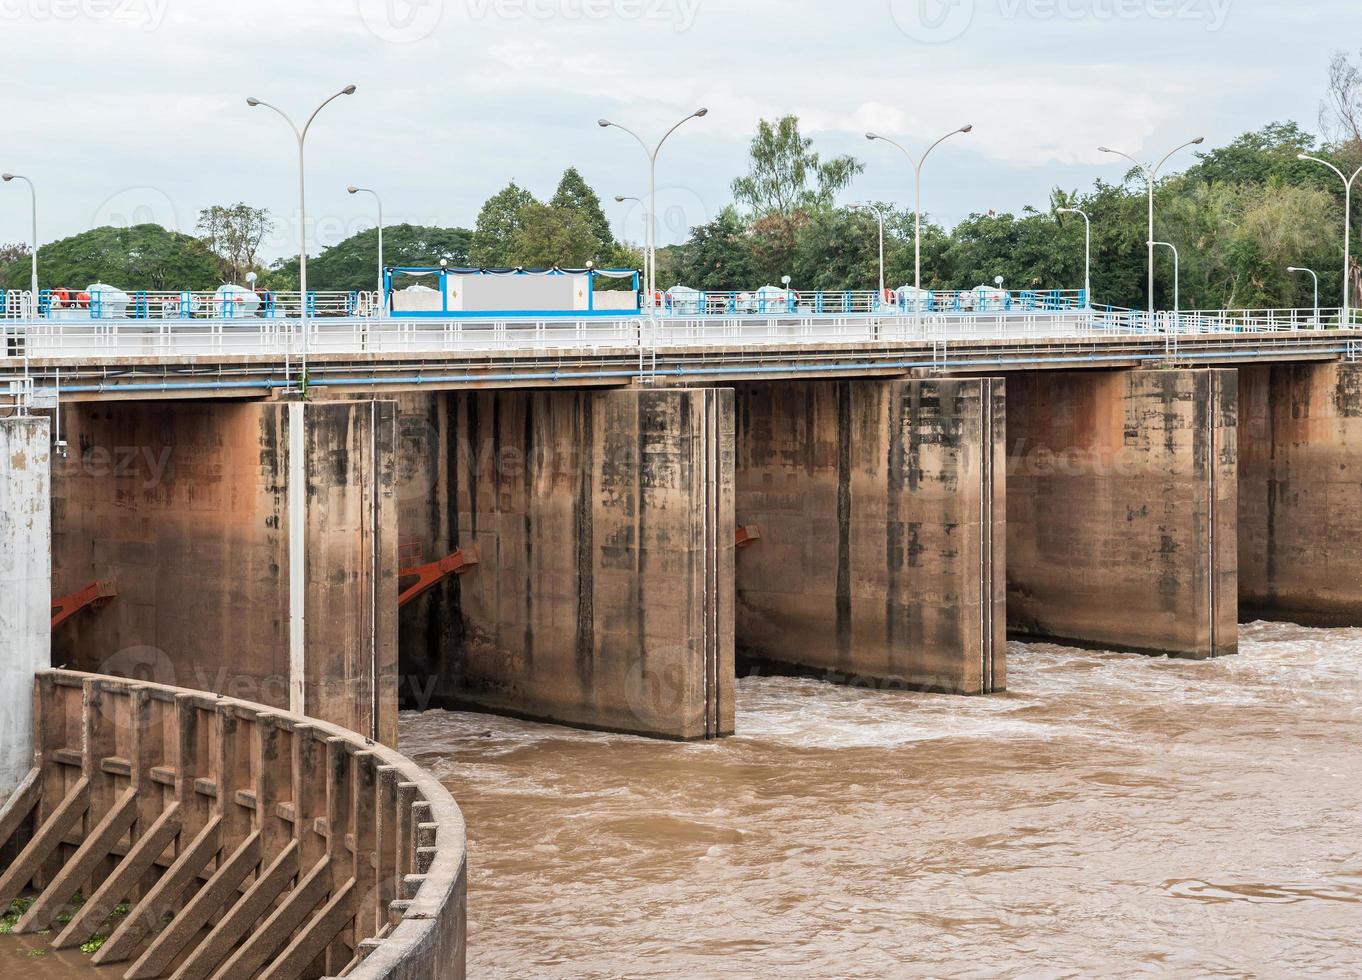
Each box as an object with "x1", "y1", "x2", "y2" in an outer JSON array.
[
  {"x1": 5, "y1": 622, "x2": 1358, "y2": 978},
  {"x1": 402, "y1": 622, "x2": 1362, "y2": 979}
]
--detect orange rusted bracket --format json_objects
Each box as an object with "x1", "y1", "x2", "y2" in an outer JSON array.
[
  {"x1": 736, "y1": 525, "x2": 762, "y2": 549},
  {"x1": 398, "y1": 546, "x2": 481, "y2": 608},
  {"x1": 51, "y1": 581, "x2": 118, "y2": 629}
]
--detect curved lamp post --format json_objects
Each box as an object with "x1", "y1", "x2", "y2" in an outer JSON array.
[
  {"x1": 866, "y1": 125, "x2": 972, "y2": 304},
  {"x1": 1150, "y1": 240, "x2": 1180, "y2": 329},
  {"x1": 614, "y1": 194, "x2": 648, "y2": 299},
  {"x1": 1297, "y1": 154, "x2": 1362, "y2": 326},
  {"x1": 247, "y1": 84, "x2": 357, "y2": 386},
  {"x1": 1, "y1": 173, "x2": 38, "y2": 303},
  {"x1": 598, "y1": 108, "x2": 708, "y2": 308},
  {"x1": 1099, "y1": 137, "x2": 1203, "y2": 319},
  {"x1": 1056, "y1": 206, "x2": 1092, "y2": 307},
  {"x1": 347, "y1": 185, "x2": 384, "y2": 310},
  {"x1": 850, "y1": 203, "x2": 887, "y2": 299},
  {"x1": 1287, "y1": 265, "x2": 1320, "y2": 327}
]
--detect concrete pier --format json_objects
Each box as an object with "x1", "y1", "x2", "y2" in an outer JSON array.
[
  {"x1": 1006, "y1": 369, "x2": 1238, "y2": 659},
  {"x1": 398, "y1": 388, "x2": 735, "y2": 740},
  {"x1": 1239, "y1": 362, "x2": 1362, "y2": 625},
  {"x1": 50, "y1": 400, "x2": 398, "y2": 743},
  {"x1": 0, "y1": 417, "x2": 51, "y2": 798},
  {"x1": 733, "y1": 379, "x2": 1006, "y2": 694}
]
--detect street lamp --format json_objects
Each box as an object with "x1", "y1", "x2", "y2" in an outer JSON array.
[
  {"x1": 1100, "y1": 137, "x2": 1204, "y2": 319},
  {"x1": 850, "y1": 203, "x2": 887, "y2": 300},
  {"x1": 866, "y1": 125, "x2": 972, "y2": 307},
  {"x1": 1056, "y1": 206, "x2": 1092, "y2": 307},
  {"x1": 2, "y1": 174, "x2": 38, "y2": 304},
  {"x1": 1297, "y1": 153, "x2": 1362, "y2": 326},
  {"x1": 1288, "y1": 266, "x2": 1320, "y2": 327},
  {"x1": 247, "y1": 84, "x2": 358, "y2": 386},
  {"x1": 614, "y1": 194, "x2": 649, "y2": 299},
  {"x1": 598, "y1": 108, "x2": 708, "y2": 309},
  {"x1": 1150, "y1": 240, "x2": 1179, "y2": 329},
  {"x1": 347, "y1": 185, "x2": 384, "y2": 312}
]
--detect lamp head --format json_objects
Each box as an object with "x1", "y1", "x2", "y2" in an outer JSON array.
[
  {"x1": 342, "y1": 85, "x2": 357, "y2": 95},
  {"x1": 246, "y1": 97, "x2": 261, "y2": 107},
  {"x1": 1, "y1": 174, "x2": 13, "y2": 182},
  {"x1": 1297, "y1": 153, "x2": 1309, "y2": 161},
  {"x1": 347, "y1": 186, "x2": 360, "y2": 194},
  {"x1": 1192, "y1": 136, "x2": 1205, "y2": 145},
  {"x1": 614, "y1": 195, "x2": 627, "y2": 202},
  {"x1": 866, "y1": 132, "x2": 879, "y2": 142},
  {"x1": 960, "y1": 124, "x2": 974, "y2": 134},
  {"x1": 694, "y1": 108, "x2": 709, "y2": 118},
  {"x1": 1098, "y1": 146, "x2": 1112, "y2": 154},
  {"x1": 1287, "y1": 267, "x2": 1301, "y2": 272},
  {"x1": 598, "y1": 119, "x2": 612, "y2": 128}
]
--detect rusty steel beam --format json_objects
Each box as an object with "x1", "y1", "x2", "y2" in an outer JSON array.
[
  {"x1": 50, "y1": 580, "x2": 117, "y2": 629},
  {"x1": 398, "y1": 547, "x2": 480, "y2": 609}
]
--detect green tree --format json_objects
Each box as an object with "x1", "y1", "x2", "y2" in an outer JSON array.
[
  {"x1": 671, "y1": 207, "x2": 756, "y2": 290},
  {"x1": 197, "y1": 203, "x2": 273, "y2": 283},
  {"x1": 0, "y1": 225, "x2": 220, "y2": 292},
  {"x1": 550, "y1": 167, "x2": 614, "y2": 254},
  {"x1": 272, "y1": 224, "x2": 473, "y2": 292},
  {"x1": 470, "y1": 182, "x2": 537, "y2": 267},
  {"x1": 731, "y1": 116, "x2": 864, "y2": 218},
  {"x1": 507, "y1": 203, "x2": 600, "y2": 268}
]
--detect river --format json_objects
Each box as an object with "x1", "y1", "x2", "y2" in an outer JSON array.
[{"x1": 401, "y1": 622, "x2": 1362, "y2": 979}]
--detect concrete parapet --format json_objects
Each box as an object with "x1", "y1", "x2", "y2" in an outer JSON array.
[
  {"x1": 1006, "y1": 368, "x2": 1238, "y2": 659},
  {"x1": 398, "y1": 388, "x2": 735, "y2": 740},
  {"x1": 0, "y1": 417, "x2": 51, "y2": 798},
  {"x1": 733, "y1": 378, "x2": 1006, "y2": 694},
  {"x1": 50, "y1": 400, "x2": 398, "y2": 743},
  {"x1": 1239, "y1": 362, "x2": 1362, "y2": 625}
]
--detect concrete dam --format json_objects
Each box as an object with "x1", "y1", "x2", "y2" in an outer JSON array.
[
  {"x1": 0, "y1": 309, "x2": 1359, "y2": 977},
  {"x1": 8, "y1": 315, "x2": 1358, "y2": 743}
]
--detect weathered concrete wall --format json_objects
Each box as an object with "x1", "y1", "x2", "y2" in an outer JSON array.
[
  {"x1": 396, "y1": 388, "x2": 735, "y2": 740},
  {"x1": 1239, "y1": 362, "x2": 1362, "y2": 625},
  {"x1": 51, "y1": 400, "x2": 398, "y2": 743},
  {"x1": 0, "y1": 417, "x2": 51, "y2": 797},
  {"x1": 733, "y1": 379, "x2": 1006, "y2": 694},
  {"x1": 1007, "y1": 369, "x2": 1238, "y2": 659}
]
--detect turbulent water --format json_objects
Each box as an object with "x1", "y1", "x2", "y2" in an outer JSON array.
[{"x1": 402, "y1": 622, "x2": 1362, "y2": 979}]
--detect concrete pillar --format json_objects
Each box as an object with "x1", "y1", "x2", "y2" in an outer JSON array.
[
  {"x1": 734, "y1": 378, "x2": 1006, "y2": 694},
  {"x1": 397, "y1": 388, "x2": 735, "y2": 741},
  {"x1": 1239, "y1": 362, "x2": 1362, "y2": 625},
  {"x1": 1006, "y1": 369, "x2": 1238, "y2": 659},
  {"x1": 0, "y1": 417, "x2": 51, "y2": 798},
  {"x1": 51, "y1": 400, "x2": 398, "y2": 744}
]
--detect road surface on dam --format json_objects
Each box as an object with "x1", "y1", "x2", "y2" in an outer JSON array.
[{"x1": 400, "y1": 623, "x2": 1362, "y2": 978}]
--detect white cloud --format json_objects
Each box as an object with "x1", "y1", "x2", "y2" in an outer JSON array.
[{"x1": 0, "y1": 0, "x2": 1343, "y2": 256}]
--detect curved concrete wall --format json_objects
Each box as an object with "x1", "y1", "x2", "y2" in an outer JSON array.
[{"x1": 0, "y1": 670, "x2": 466, "y2": 980}]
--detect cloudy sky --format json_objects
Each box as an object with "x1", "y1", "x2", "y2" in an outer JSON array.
[{"x1": 0, "y1": 0, "x2": 1350, "y2": 259}]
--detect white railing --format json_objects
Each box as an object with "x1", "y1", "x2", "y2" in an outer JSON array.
[
  {"x1": 0, "y1": 306, "x2": 1351, "y2": 362},
  {"x1": 0, "y1": 289, "x2": 382, "y2": 321}
]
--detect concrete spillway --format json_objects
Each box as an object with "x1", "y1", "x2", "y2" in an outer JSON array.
[{"x1": 0, "y1": 351, "x2": 1360, "y2": 774}]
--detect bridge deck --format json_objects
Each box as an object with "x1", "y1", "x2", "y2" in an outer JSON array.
[{"x1": 2, "y1": 312, "x2": 1358, "y2": 400}]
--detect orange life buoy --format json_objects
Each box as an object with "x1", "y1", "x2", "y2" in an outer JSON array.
[
  {"x1": 76, "y1": 292, "x2": 91, "y2": 309},
  {"x1": 51, "y1": 287, "x2": 70, "y2": 308}
]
